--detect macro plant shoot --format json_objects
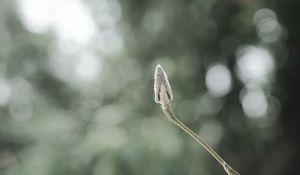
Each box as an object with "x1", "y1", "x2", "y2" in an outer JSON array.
[{"x1": 154, "y1": 64, "x2": 240, "y2": 175}]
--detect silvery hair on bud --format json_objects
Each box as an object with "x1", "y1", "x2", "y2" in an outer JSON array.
[{"x1": 154, "y1": 64, "x2": 173, "y2": 105}]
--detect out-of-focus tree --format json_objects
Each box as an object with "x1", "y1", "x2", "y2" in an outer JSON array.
[{"x1": 0, "y1": 0, "x2": 299, "y2": 175}]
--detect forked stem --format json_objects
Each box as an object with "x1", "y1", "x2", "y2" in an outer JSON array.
[{"x1": 161, "y1": 104, "x2": 240, "y2": 175}]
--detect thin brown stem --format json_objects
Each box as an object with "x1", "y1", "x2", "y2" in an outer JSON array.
[{"x1": 161, "y1": 104, "x2": 240, "y2": 175}]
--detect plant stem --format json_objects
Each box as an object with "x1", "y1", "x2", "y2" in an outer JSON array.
[{"x1": 161, "y1": 104, "x2": 240, "y2": 175}]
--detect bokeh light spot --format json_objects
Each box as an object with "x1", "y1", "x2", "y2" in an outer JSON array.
[
  {"x1": 199, "y1": 120, "x2": 224, "y2": 146},
  {"x1": 75, "y1": 54, "x2": 101, "y2": 81},
  {"x1": 0, "y1": 79, "x2": 11, "y2": 106},
  {"x1": 198, "y1": 93, "x2": 223, "y2": 115},
  {"x1": 205, "y1": 63, "x2": 232, "y2": 97},
  {"x1": 18, "y1": 0, "x2": 97, "y2": 45},
  {"x1": 253, "y1": 8, "x2": 282, "y2": 43},
  {"x1": 241, "y1": 88, "x2": 268, "y2": 118},
  {"x1": 236, "y1": 46, "x2": 274, "y2": 86}
]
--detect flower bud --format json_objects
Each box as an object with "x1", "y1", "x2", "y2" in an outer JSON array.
[{"x1": 154, "y1": 64, "x2": 173, "y2": 106}]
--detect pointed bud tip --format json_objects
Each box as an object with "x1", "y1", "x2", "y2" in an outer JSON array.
[
  {"x1": 154, "y1": 64, "x2": 173, "y2": 106},
  {"x1": 155, "y1": 64, "x2": 163, "y2": 72},
  {"x1": 155, "y1": 64, "x2": 166, "y2": 75}
]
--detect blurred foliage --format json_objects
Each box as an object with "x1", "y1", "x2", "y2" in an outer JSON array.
[{"x1": 0, "y1": 0, "x2": 299, "y2": 175}]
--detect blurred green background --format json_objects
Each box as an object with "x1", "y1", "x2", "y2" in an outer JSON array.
[{"x1": 0, "y1": 0, "x2": 299, "y2": 174}]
